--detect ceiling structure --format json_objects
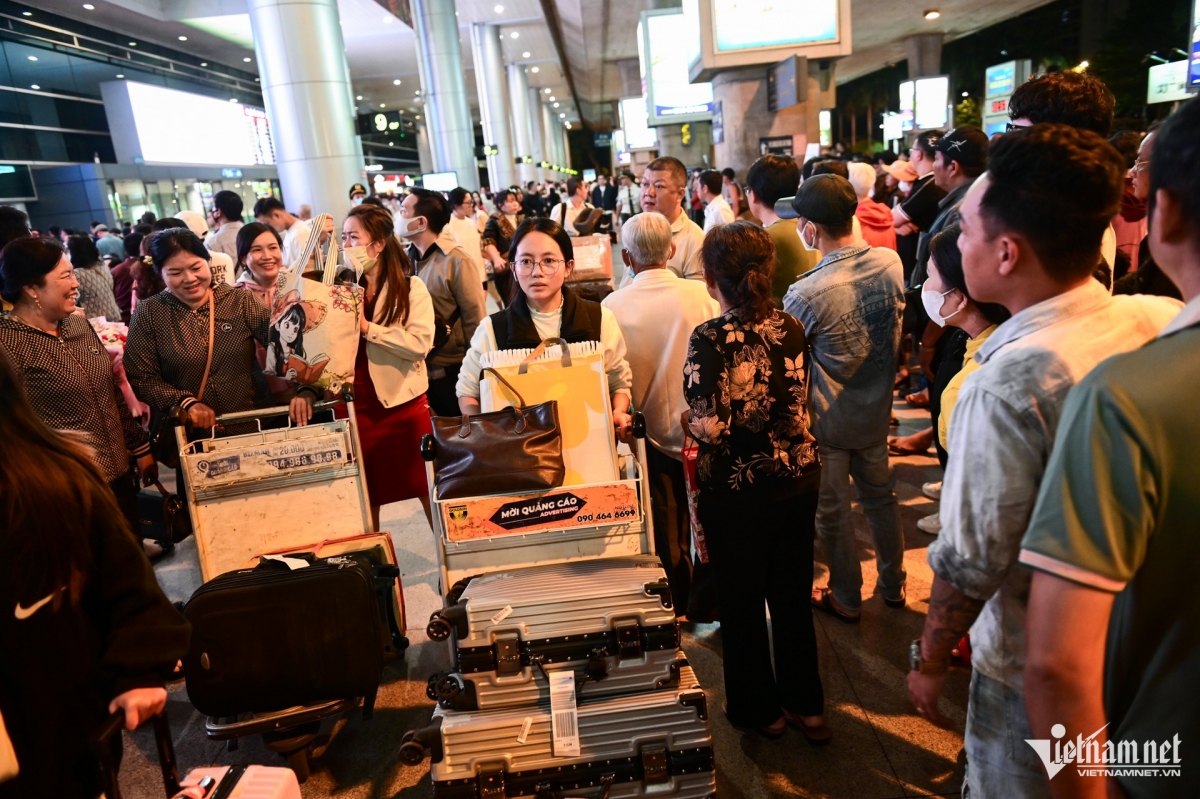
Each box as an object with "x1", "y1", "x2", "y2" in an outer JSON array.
[{"x1": 28, "y1": 0, "x2": 1059, "y2": 131}]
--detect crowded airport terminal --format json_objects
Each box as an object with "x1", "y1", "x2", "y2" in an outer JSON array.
[{"x1": 1, "y1": 0, "x2": 1199, "y2": 796}]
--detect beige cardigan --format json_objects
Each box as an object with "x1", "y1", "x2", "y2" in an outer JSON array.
[{"x1": 362, "y1": 275, "x2": 435, "y2": 408}]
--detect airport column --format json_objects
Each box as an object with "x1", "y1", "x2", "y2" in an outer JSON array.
[
  {"x1": 541, "y1": 101, "x2": 560, "y2": 179},
  {"x1": 248, "y1": 0, "x2": 363, "y2": 216},
  {"x1": 471, "y1": 23, "x2": 516, "y2": 191},
  {"x1": 411, "y1": 0, "x2": 479, "y2": 190},
  {"x1": 507, "y1": 64, "x2": 536, "y2": 186},
  {"x1": 528, "y1": 87, "x2": 548, "y2": 182},
  {"x1": 905, "y1": 33, "x2": 943, "y2": 78}
]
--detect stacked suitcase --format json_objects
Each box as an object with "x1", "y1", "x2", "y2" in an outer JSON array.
[{"x1": 404, "y1": 414, "x2": 716, "y2": 798}]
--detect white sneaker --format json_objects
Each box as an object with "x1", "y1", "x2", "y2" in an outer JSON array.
[
  {"x1": 922, "y1": 481, "x2": 942, "y2": 500},
  {"x1": 917, "y1": 513, "x2": 942, "y2": 535}
]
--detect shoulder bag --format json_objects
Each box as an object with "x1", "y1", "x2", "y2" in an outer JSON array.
[{"x1": 429, "y1": 367, "x2": 564, "y2": 500}]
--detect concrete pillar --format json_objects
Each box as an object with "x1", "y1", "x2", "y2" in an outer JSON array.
[
  {"x1": 248, "y1": 0, "x2": 363, "y2": 217},
  {"x1": 507, "y1": 64, "x2": 536, "y2": 186},
  {"x1": 528, "y1": 87, "x2": 548, "y2": 183},
  {"x1": 905, "y1": 33, "x2": 944, "y2": 78},
  {"x1": 470, "y1": 23, "x2": 516, "y2": 191},
  {"x1": 417, "y1": 124, "x2": 434, "y2": 175},
  {"x1": 541, "y1": 101, "x2": 559, "y2": 179},
  {"x1": 562, "y1": 127, "x2": 572, "y2": 170},
  {"x1": 411, "y1": 0, "x2": 478, "y2": 189},
  {"x1": 710, "y1": 62, "x2": 835, "y2": 177}
]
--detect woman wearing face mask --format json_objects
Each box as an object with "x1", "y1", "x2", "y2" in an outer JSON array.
[
  {"x1": 481, "y1": 189, "x2": 526, "y2": 306},
  {"x1": 907, "y1": 224, "x2": 1009, "y2": 535},
  {"x1": 124, "y1": 228, "x2": 314, "y2": 436},
  {"x1": 233, "y1": 222, "x2": 297, "y2": 403},
  {"x1": 457, "y1": 218, "x2": 634, "y2": 440},
  {"x1": 339, "y1": 204, "x2": 436, "y2": 527}
]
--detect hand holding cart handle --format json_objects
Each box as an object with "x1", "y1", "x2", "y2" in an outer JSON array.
[{"x1": 92, "y1": 709, "x2": 181, "y2": 799}]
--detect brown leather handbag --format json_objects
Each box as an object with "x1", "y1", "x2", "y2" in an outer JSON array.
[{"x1": 429, "y1": 367, "x2": 565, "y2": 500}]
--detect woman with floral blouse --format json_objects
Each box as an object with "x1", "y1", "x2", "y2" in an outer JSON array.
[{"x1": 683, "y1": 221, "x2": 828, "y2": 743}]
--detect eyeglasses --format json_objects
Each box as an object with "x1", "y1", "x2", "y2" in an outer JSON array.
[
  {"x1": 1005, "y1": 122, "x2": 1031, "y2": 133},
  {"x1": 1131, "y1": 160, "x2": 1150, "y2": 172},
  {"x1": 512, "y1": 257, "x2": 565, "y2": 275}
]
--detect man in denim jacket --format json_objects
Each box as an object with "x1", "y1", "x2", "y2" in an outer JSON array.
[{"x1": 781, "y1": 174, "x2": 907, "y2": 621}]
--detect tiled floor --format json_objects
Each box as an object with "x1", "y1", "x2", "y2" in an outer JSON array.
[{"x1": 120, "y1": 398, "x2": 967, "y2": 799}]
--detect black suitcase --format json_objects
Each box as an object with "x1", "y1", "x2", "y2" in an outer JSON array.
[{"x1": 182, "y1": 552, "x2": 400, "y2": 717}]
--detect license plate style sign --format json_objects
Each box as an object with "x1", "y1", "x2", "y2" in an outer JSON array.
[{"x1": 186, "y1": 434, "x2": 349, "y2": 485}]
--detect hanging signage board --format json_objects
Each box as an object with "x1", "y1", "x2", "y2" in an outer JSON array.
[{"x1": 639, "y1": 9, "x2": 714, "y2": 126}]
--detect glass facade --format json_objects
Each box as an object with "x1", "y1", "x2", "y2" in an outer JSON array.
[{"x1": 105, "y1": 177, "x2": 281, "y2": 227}]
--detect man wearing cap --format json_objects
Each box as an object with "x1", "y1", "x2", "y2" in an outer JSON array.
[
  {"x1": 780, "y1": 174, "x2": 907, "y2": 623},
  {"x1": 94, "y1": 224, "x2": 124, "y2": 262},
  {"x1": 913, "y1": 126, "x2": 989, "y2": 288},
  {"x1": 349, "y1": 183, "x2": 368, "y2": 207}
]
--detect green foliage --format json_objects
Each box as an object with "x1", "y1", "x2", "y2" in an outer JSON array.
[{"x1": 954, "y1": 97, "x2": 982, "y2": 128}]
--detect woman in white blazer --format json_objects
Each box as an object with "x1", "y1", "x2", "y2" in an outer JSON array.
[{"x1": 341, "y1": 204, "x2": 435, "y2": 526}]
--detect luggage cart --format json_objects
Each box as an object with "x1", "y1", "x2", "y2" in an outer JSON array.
[
  {"x1": 420, "y1": 412, "x2": 656, "y2": 604},
  {"x1": 171, "y1": 395, "x2": 403, "y2": 781}
]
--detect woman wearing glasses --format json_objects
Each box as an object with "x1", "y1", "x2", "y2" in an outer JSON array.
[{"x1": 456, "y1": 218, "x2": 634, "y2": 440}]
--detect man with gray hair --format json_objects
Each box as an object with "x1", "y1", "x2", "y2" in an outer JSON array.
[{"x1": 604, "y1": 212, "x2": 719, "y2": 614}]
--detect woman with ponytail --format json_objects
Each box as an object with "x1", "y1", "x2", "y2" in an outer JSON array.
[
  {"x1": 339, "y1": 204, "x2": 435, "y2": 526},
  {"x1": 682, "y1": 220, "x2": 828, "y2": 743}
]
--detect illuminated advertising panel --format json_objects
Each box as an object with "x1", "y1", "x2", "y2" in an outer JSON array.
[
  {"x1": 620, "y1": 96, "x2": 658, "y2": 150},
  {"x1": 899, "y1": 81, "x2": 915, "y2": 132},
  {"x1": 1148, "y1": 61, "x2": 1190, "y2": 104},
  {"x1": 711, "y1": 0, "x2": 838, "y2": 53},
  {"x1": 421, "y1": 171, "x2": 458, "y2": 192},
  {"x1": 914, "y1": 76, "x2": 950, "y2": 130},
  {"x1": 819, "y1": 109, "x2": 832, "y2": 147},
  {"x1": 640, "y1": 9, "x2": 714, "y2": 126},
  {"x1": 985, "y1": 62, "x2": 1016, "y2": 98}
]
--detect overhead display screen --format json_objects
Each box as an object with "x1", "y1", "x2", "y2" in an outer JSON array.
[
  {"x1": 711, "y1": 0, "x2": 839, "y2": 53},
  {"x1": 914, "y1": 76, "x2": 950, "y2": 131},
  {"x1": 123, "y1": 81, "x2": 276, "y2": 166},
  {"x1": 422, "y1": 171, "x2": 458, "y2": 192},
  {"x1": 620, "y1": 96, "x2": 658, "y2": 150},
  {"x1": 640, "y1": 10, "x2": 714, "y2": 126},
  {"x1": 899, "y1": 80, "x2": 915, "y2": 132}
]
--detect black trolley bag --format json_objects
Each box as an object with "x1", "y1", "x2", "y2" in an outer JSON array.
[
  {"x1": 401, "y1": 664, "x2": 716, "y2": 799},
  {"x1": 182, "y1": 552, "x2": 402, "y2": 717},
  {"x1": 424, "y1": 556, "x2": 686, "y2": 713}
]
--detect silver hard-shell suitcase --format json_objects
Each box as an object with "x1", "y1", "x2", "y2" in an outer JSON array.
[
  {"x1": 402, "y1": 666, "x2": 715, "y2": 799},
  {"x1": 425, "y1": 557, "x2": 682, "y2": 712}
]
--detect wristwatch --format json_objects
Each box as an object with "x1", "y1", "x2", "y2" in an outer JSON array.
[{"x1": 909, "y1": 639, "x2": 949, "y2": 675}]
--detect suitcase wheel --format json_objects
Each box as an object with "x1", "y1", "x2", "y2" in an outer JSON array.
[
  {"x1": 434, "y1": 674, "x2": 463, "y2": 701},
  {"x1": 426, "y1": 613, "x2": 453, "y2": 642},
  {"x1": 398, "y1": 738, "x2": 426, "y2": 765},
  {"x1": 425, "y1": 675, "x2": 440, "y2": 701}
]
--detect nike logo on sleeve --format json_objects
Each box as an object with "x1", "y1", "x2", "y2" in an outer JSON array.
[{"x1": 14, "y1": 592, "x2": 57, "y2": 620}]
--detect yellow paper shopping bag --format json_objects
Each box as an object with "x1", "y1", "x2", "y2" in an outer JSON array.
[{"x1": 480, "y1": 338, "x2": 618, "y2": 486}]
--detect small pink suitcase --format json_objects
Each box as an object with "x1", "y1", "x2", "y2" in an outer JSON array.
[{"x1": 174, "y1": 765, "x2": 301, "y2": 799}]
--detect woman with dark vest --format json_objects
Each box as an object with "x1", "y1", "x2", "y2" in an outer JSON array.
[{"x1": 456, "y1": 218, "x2": 633, "y2": 438}]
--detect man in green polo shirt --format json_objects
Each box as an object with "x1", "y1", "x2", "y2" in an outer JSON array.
[
  {"x1": 1020, "y1": 95, "x2": 1200, "y2": 799},
  {"x1": 744, "y1": 154, "x2": 819, "y2": 305}
]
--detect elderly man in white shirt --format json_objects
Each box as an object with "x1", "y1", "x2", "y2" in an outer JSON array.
[
  {"x1": 698, "y1": 169, "x2": 735, "y2": 233},
  {"x1": 603, "y1": 212, "x2": 720, "y2": 615}
]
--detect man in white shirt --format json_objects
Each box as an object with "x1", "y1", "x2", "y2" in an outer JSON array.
[
  {"x1": 603, "y1": 212, "x2": 719, "y2": 613},
  {"x1": 548, "y1": 177, "x2": 593, "y2": 236},
  {"x1": 204, "y1": 190, "x2": 244, "y2": 260},
  {"x1": 699, "y1": 169, "x2": 735, "y2": 233},
  {"x1": 637, "y1": 156, "x2": 705, "y2": 282},
  {"x1": 253, "y1": 196, "x2": 312, "y2": 269},
  {"x1": 446, "y1": 187, "x2": 485, "y2": 288},
  {"x1": 615, "y1": 172, "x2": 641, "y2": 224}
]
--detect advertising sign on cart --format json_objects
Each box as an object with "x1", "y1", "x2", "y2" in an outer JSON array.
[{"x1": 442, "y1": 482, "x2": 640, "y2": 541}]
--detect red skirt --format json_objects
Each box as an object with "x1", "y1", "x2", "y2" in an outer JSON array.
[{"x1": 338, "y1": 340, "x2": 433, "y2": 507}]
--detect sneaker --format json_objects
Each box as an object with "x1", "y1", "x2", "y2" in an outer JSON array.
[
  {"x1": 922, "y1": 481, "x2": 942, "y2": 500},
  {"x1": 916, "y1": 513, "x2": 942, "y2": 535}
]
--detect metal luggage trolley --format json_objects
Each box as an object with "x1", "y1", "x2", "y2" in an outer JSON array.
[
  {"x1": 172, "y1": 394, "x2": 405, "y2": 781},
  {"x1": 419, "y1": 412, "x2": 657, "y2": 627}
]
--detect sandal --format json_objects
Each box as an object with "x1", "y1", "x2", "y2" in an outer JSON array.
[
  {"x1": 887, "y1": 436, "x2": 930, "y2": 457},
  {"x1": 782, "y1": 709, "x2": 832, "y2": 746},
  {"x1": 811, "y1": 587, "x2": 860, "y2": 623},
  {"x1": 905, "y1": 389, "x2": 930, "y2": 408}
]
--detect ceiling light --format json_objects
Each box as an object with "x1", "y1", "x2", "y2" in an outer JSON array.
[
  {"x1": 254, "y1": 78, "x2": 259, "y2": 82},
  {"x1": 356, "y1": 95, "x2": 363, "y2": 100},
  {"x1": 229, "y1": 98, "x2": 238, "y2": 103},
  {"x1": 923, "y1": 9, "x2": 940, "y2": 19},
  {"x1": 549, "y1": 96, "x2": 556, "y2": 102},
  {"x1": 178, "y1": 35, "x2": 188, "y2": 41},
  {"x1": 961, "y1": 91, "x2": 968, "y2": 97},
  {"x1": 130, "y1": 42, "x2": 137, "y2": 46},
  {"x1": 200, "y1": 62, "x2": 207, "y2": 66},
  {"x1": 544, "y1": 87, "x2": 552, "y2": 93},
  {"x1": 565, "y1": 122, "x2": 572, "y2": 129},
  {"x1": 82, "y1": 3, "x2": 94, "y2": 9},
  {"x1": 553, "y1": 102, "x2": 559, "y2": 108},
  {"x1": 531, "y1": 66, "x2": 539, "y2": 73},
  {"x1": 116, "y1": 74, "x2": 124, "y2": 78},
  {"x1": 22, "y1": 11, "x2": 31, "y2": 15},
  {"x1": 30, "y1": 84, "x2": 40, "y2": 90},
  {"x1": 559, "y1": 113, "x2": 565, "y2": 118},
  {"x1": 510, "y1": 31, "x2": 519, "y2": 39},
  {"x1": 27, "y1": 56, "x2": 37, "y2": 61},
  {"x1": 243, "y1": 57, "x2": 252, "y2": 62},
  {"x1": 393, "y1": 79, "x2": 402, "y2": 85},
  {"x1": 415, "y1": 90, "x2": 421, "y2": 95},
  {"x1": 389, "y1": 142, "x2": 394, "y2": 146},
  {"x1": 494, "y1": 4, "x2": 504, "y2": 11},
  {"x1": 522, "y1": 51, "x2": 530, "y2": 58},
  {"x1": 415, "y1": 114, "x2": 422, "y2": 119},
  {"x1": 380, "y1": 103, "x2": 386, "y2": 108}
]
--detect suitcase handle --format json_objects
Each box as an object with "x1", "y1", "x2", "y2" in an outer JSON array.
[
  {"x1": 535, "y1": 772, "x2": 614, "y2": 799},
  {"x1": 93, "y1": 709, "x2": 182, "y2": 799}
]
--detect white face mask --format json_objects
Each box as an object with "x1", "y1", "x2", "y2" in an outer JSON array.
[
  {"x1": 799, "y1": 221, "x2": 819, "y2": 252},
  {"x1": 922, "y1": 286, "x2": 964, "y2": 327},
  {"x1": 899, "y1": 181, "x2": 913, "y2": 194},
  {"x1": 343, "y1": 244, "x2": 377, "y2": 274},
  {"x1": 395, "y1": 215, "x2": 426, "y2": 239}
]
